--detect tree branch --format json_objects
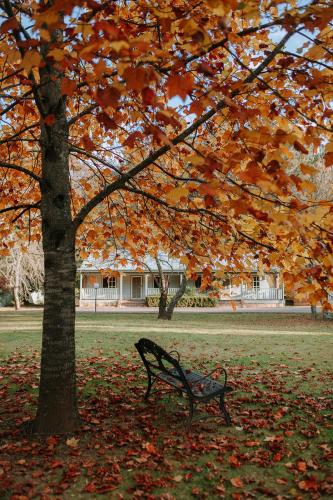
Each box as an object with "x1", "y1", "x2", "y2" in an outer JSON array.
[
  {"x1": 69, "y1": 145, "x2": 122, "y2": 175},
  {"x1": 0, "y1": 123, "x2": 39, "y2": 145},
  {"x1": 68, "y1": 105, "x2": 97, "y2": 126},
  {"x1": 0, "y1": 202, "x2": 40, "y2": 216},
  {"x1": 0, "y1": 161, "x2": 42, "y2": 182}
]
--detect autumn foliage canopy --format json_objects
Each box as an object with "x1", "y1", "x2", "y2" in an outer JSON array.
[{"x1": 0, "y1": 0, "x2": 332, "y2": 300}]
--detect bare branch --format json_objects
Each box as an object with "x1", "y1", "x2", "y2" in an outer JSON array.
[
  {"x1": 0, "y1": 161, "x2": 42, "y2": 182},
  {"x1": 0, "y1": 202, "x2": 40, "y2": 215},
  {"x1": 0, "y1": 123, "x2": 39, "y2": 145},
  {"x1": 68, "y1": 105, "x2": 97, "y2": 126}
]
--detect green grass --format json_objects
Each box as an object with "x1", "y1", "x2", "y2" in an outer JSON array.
[
  {"x1": 0, "y1": 311, "x2": 333, "y2": 498},
  {"x1": 1, "y1": 311, "x2": 333, "y2": 361}
]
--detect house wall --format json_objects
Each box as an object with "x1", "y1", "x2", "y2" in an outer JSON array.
[
  {"x1": 82, "y1": 273, "x2": 102, "y2": 288},
  {"x1": 147, "y1": 274, "x2": 181, "y2": 288}
]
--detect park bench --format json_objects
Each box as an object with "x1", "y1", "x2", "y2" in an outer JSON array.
[{"x1": 135, "y1": 338, "x2": 232, "y2": 427}]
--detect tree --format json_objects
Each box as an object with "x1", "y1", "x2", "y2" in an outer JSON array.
[
  {"x1": 0, "y1": 0, "x2": 332, "y2": 434},
  {"x1": 154, "y1": 257, "x2": 187, "y2": 320},
  {"x1": 0, "y1": 244, "x2": 44, "y2": 309}
]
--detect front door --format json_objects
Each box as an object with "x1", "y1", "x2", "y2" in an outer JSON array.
[{"x1": 132, "y1": 276, "x2": 142, "y2": 299}]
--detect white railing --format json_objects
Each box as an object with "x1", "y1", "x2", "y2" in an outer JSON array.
[
  {"x1": 241, "y1": 288, "x2": 283, "y2": 301},
  {"x1": 146, "y1": 287, "x2": 181, "y2": 296},
  {"x1": 146, "y1": 287, "x2": 283, "y2": 301},
  {"x1": 81, "y1": 287, "x2": 118, "y2": 300},
  {"x1": 80, "y1": 286, "x2": 284, "y2": 301},
  {"x1": 146, "y1": 287, "x2": 204, "y2": 297}
]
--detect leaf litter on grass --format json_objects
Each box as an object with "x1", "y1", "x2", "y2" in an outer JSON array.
[{"x1": 0, "y1": 351, "x2": 332, "y2": 499}]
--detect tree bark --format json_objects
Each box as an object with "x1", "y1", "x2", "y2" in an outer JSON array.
[
  {"x1": 13, "y1": 250, "x2": 21, "y2": 310},
  {"x1": 156, "y1": 257, "x2": 171, "y2": 320},
  {"x1": 165, "y1": 275, "x2": 187, "y2": 320},
  {"x1": 32, "y1": 42, "x2": 79, "y2": 434},
  {"x1": 158, "y1": 289, "x2": 169, "y2": 319},
  {"x1": 33, "y1": 244, "x2": 78, "y2": 434},
  {"x1": 158, "y1": 274, "x2": 187, "y2": 320},
  {"x1": 13, "y1": 286, "x2": 20, "y2": 310}
]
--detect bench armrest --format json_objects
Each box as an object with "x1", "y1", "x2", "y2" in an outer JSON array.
[
  {"x1": 190, "y1": 367, "x2": 228, "y2": 389},
  {"x1": 168, "y1": 349, "x2": 180, "y2": 362}
]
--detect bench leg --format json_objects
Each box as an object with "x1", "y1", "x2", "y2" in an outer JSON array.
[
  {"x1": 219, "y1": 394, "x2": 232, "y2": 426},
  {"x1": 144, "y1": 374, "x2": 153, "y2": 400},
  {"x1": 186, "y1": 397, "x2": 194, "y2": 429}
]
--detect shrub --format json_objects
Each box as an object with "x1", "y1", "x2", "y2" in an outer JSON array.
[
  {"x1": 0, "y1": 291, "x2": 13, "y2": 307},
  {"x1": 146, "y1": 295, "x2": 217, "y2": 308}
]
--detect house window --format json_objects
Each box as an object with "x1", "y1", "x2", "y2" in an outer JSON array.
[
  {"x1": 153, "y1": 276, "x2": 160, "y2": 288},
  {"x1": 253, "y1": 276, "x2": 260, "y2": 289},
  {"x1": 195, "y1": 276, "x2": 202, "y2": 289},
  {"x1": 103, "y1": 276, "x2": 116, "y2": 288}
]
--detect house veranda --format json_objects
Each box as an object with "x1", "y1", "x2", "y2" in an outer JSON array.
[{"x1": 79, "y1": 256, "x2": 284, "y2": 308}]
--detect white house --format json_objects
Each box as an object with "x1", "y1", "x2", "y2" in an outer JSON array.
[{"x1": 78, "y1": 254, "x2": 284, "y2": 307}]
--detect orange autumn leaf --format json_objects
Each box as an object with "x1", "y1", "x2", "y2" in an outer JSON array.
[
  {"x1": 297, "y1": 461, "x2": 307, "y2": 472},
  {"x1": 293, "y1": 141, "x2": 308, "y2": 155},
  {"x1": 96, "y1": 86, "x2": 121, "y2": 109},
  {"x1": 230, "y1": 477, "x2": 243, "y2": 488},
  {"x1": 21, "y1": 50, "x2": 41, "y2": 73},
  {"x1": 324, "y1": 152, "x2": 333, "y2": 168},
  {"x1": 61, "y1": 78, "x2": 76, "y2": 96},
  {"x1": 82, "y1": 135, "x2": 95, "y2": 151},
  {"x1": 298, "y1": 477, "x2": 318, "y2": 491},
  {"x1": 228, "y1": 455, "x2": 241, "y2": 467},
  {"x1": 0, "y1": 16, "x2": 19, "y2": 33},
  {"x1": 166, "y1": 73, "x2": 194, "y2": 100}
]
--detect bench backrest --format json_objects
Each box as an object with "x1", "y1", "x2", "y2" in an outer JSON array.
[{"x1": 135, "y1": 338, "x2": 191, "y2": 391}]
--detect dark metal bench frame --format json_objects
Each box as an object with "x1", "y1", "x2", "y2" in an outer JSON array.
[{"x1": 135, "y1": 338, "x2": 232, "y2": 427}]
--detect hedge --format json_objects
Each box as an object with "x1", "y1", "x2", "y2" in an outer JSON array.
[
  {"x1": 0, "y1": 292, "x2": 13, "y2": 307},
  {"x1": 146, "y1": 295, "x2": 218, "y2": 308}
]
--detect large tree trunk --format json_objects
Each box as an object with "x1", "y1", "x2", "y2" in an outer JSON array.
[
  {"x1": 32, "y1": 43, "x2": 78, "y2": 434},
  {"x1": 33, "y1": 245, "x2": 78, "y2": 434}
]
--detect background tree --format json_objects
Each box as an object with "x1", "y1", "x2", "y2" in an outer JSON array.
[
  {"x1": 0, "y1": 0, "x2": 332, "y2": 434},
  {"x1": 0, "y1": 244, "x2": 44, "y2": 310},
  {"x1": 153, "y1": 257, "x2": 187, "y2": 320}
]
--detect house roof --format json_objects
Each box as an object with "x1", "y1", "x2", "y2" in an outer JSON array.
[
  {"x1": 79, "y1": 253, "x2": 185, "y2": 273},
  {"x1": 79, "y1": 252, "x2": 280, "y2": 274}
]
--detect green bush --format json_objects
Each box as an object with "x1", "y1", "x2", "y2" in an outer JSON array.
[
  {"x1": 0, "y1": 292, "x2": 13, "y2": 307},
  {"x1": 145, "y1": 295, "x2": 217, "y2": 308}
]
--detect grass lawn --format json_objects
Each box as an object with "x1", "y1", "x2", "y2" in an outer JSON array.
[{"x1": 0, "y1": 311, "x2": 333, "y2": 498}]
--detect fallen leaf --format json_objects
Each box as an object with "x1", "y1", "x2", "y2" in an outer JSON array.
[
  {"x1": 66, "y1": 437, "x2": 79, "y2": 448},
  {"x1": 230, "y1": 477, "x2": 243, "y2": 488}
]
